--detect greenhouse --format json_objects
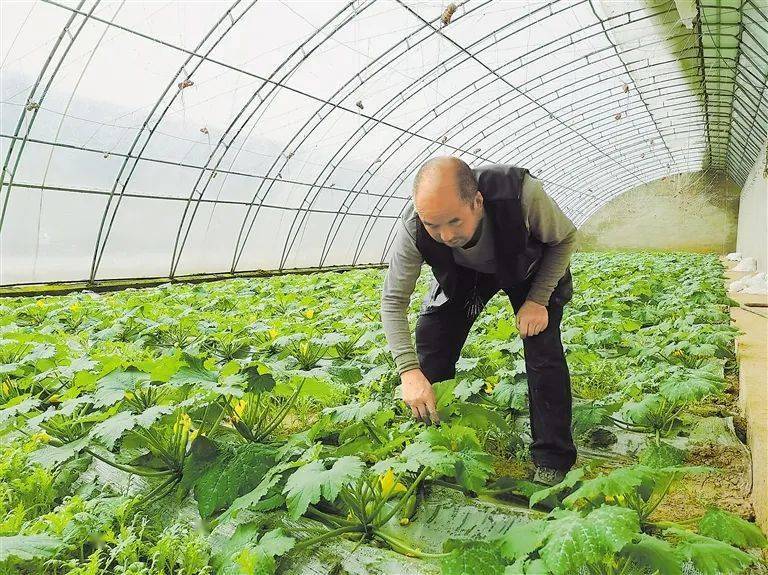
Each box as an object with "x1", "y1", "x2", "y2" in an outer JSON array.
[{"x1": 1, "y1": 0, "x2": 767, "y2": 573}]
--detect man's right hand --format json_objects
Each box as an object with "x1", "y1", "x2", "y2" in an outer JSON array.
[{"x1": 400, "y1": 368, "x2": 440, "y2": 425}]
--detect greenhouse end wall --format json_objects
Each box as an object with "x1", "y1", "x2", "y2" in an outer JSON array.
[
  {"x1": 577, "y1": 171, "x2": 740, "y2": 253},
  {"x1": 736, "y1": 139, "x2": 768, "y2": 273}
]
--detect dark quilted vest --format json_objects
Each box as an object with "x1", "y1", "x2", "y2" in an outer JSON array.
[{"x1": 414, "y1": 164, "x2": 546, "y2": 301}]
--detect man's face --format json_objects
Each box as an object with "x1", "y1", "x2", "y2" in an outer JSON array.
[{"x1": 415, "y1": 183, "x2": 483, "y2": 248}]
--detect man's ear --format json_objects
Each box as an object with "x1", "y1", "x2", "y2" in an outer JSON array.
[{"x1": 474, "y1": 190, "x2": 483, "y2": 210}]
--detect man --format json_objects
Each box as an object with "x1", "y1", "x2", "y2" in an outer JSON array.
[{"x1": 380, "y1": 156, "x2": 577, "y2": 486}]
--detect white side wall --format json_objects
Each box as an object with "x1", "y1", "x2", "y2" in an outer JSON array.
[{"x1": 736, "y1": 138, "x2": 768, "y2": 273}]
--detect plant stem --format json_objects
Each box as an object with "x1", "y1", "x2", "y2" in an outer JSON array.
[
  {"x1": 85, "y1": 448, "x2": 174, "y2": 477},
  {"x1": 307, "y1": 506, "x2": 356, "y2": 527},
  {"x1": 291, "y1": 525, "x2": 365, "y2": 552},
  {"x1": 362, "y1": 421, "x2": 385, "y2": 445},
  {"x1": 642, "y1": 474, "x2": 676, "y2": 521},
  {"x1": 255, "y1": 379, "x2": 304, "y2": 441},
  {"x1": 376, "y1": 467, "x2": 429, "y2": 527},
  {"x1": 372, "y1": 529, "x2": 450, "y2": 558}
]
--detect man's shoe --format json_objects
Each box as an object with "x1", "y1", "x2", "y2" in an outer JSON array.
[{"x1": 533, "y1": 466, "x2": 567, "y2": 486}]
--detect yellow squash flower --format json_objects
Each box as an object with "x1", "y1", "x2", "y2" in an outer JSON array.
[
  {"x1": 233, "y1": 399, "x2": 247, "y2": 419},
  {"x1": 32, "y1": 432, "x2": 52, "y2": 443},
  {"x1": 304, "y1": 309, "x2": 315, "y2": 319},
  {"x1": 379, "y1": 468, "x2": 407, "y2": 500}
]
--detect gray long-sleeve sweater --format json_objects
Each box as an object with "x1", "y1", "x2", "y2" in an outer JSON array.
[{"x1": 380, "y1": 173, "x2": 577, "y2": 375}]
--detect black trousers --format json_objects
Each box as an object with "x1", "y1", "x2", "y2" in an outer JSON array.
[{"x1": 415, "y1": 269, "x2": 577, "y2": 471}]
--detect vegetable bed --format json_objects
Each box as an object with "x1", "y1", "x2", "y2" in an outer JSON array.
[{"x1": 1, "y1": 252, "x2": 766, "y2": 575}]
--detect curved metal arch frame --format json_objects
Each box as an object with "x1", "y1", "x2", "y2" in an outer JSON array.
[
  {"x1": 318, "y1": 18, "x2": 703, "y2": 266},
  {"x1": 168, "y1": 1, "x2": 375, "y2": 279},
  {"x1": 278, "y1": 0, "x2": 675, "y2": 270},
  {"x1": 86, "y1": 0, "x2": 254, "y2": 282},
  {"x1": 338, "y1": 57, "x2": 727, "y2": 266},
  {"x1": 40, "y1": 0, "x2": 504, "y2": 279},
  {"x1": 572, "y1": 152, "x2": 739, "y2": 226},
  {"x1": 0, "y1": 0, "x2": 96, "y2": 231},
  {"x1": 0, "y1": 132, "x2": 414, "y2": 202},
  {"x1": 233, "y1": 0, "x2": 557, "y2": 273},
  {"x1": 314, "y1": 3, "x2": 768, "y2": 265},
  {"x1": 0, "y1": 180, "x2": 403, "y2": 220},
  {"x1": 374, "y1": 114, "x2": 734, "y2": 265},
  {"x1": 300, "y1": 0, "x2": 612, "y2": 266},
  {"x1": 348, "y1": 71, "x2": 744, "y2": 266},
  {"x1": 725, "y1": 7, "x2": 768, "y2": 171},
  {"x1": 3, "y1": 0, "x2": 765, "y2": 282},
  {"x1": 362, "y1": 28, "x2": 765, "y2": 267},
  {"x1": 225, "y1": 0, "x2": 497, "y2": 275},
  {"x1": 377, "y1": 146, "x2": 721, "y2": 262}
]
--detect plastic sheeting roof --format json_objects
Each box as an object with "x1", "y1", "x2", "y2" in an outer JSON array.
[{"x1": 1, "y1": 0, "x2": 766, "y2": 286}]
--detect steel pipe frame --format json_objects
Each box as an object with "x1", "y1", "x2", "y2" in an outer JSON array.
[
  {"x1": 0, "y1": 133, "x2": 412, "y2": 202},
  {"x1": 725, "y1": 8, "x2": 768, "y2": 173},
  {"x1": 360, "y1": 33, "x2": 764, "y2": 266},
  {"x1": 299, "y1": 9, "x2": 762, "y2": 268},
  {"x1": 346, "y1": 74, "x2": 718, "y2": 265},
  {"x1": 30, "y1": 0, "x2": 369, "y2": 270},
  {"x1": 243, "y1": 0, "x2": 577, "y2": 273},
  {"x1": 321, "y1": 38, "x2": 713, "y2": 266},
  {"x1": 283, "y1": 3, "x2": 693, "y2": 270},
  {"x1": 378, "y1": 145, "x2": 727, "y2": 260},
  {"x1": 83, "y1": 0, "x2": 255, "y2": 283},
  {"x1": 0, "y1": 181, "x2": 399, "y2": 219},
  {"x1": 37, "y1": 0, "x2": 509, "y2": 278},
  {"x1": 3, "y1": 0, "x2": 765, "y2": 281},
  {"x1": 368, "y1": 85, "x2": 756, "y2": 268},
  {"x1": 167, "y1": 1, "x2": 381, "y2": 279},
  {"x1": 278, "y1": 0, "x2": 668, "y2": 269},
  {"x1": 225, "y1": 0, "x2": 496, "y2": 275},
  {"x1": 0, "y1": 0, "x2": 96, "y2": 230},
  {"x1": 376, "y1": 121, "x2": 735, "y2": 264}
]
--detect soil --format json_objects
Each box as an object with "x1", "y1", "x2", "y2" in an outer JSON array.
[{"x1": 649, "y1": 442, "x2": 755, "y2": 524}]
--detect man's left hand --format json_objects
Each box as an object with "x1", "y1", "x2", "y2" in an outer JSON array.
[{"x1": 516, "y1": 300, "x2": 549, "y2": 337}]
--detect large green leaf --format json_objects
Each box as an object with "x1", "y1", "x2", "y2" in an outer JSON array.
[
  {"x1": 283, "y1": 456, "x2": 364, "y2": 518},
  {"x1": 419, "y1": 425, "x2": 494, "y2": 492},
  {"x1": 93, "y1": 369, "x2": 149, "y2": 408},
  {"x1": 540, "y1": 506, "x2": 640, "y2": 575},
  {"x1": 620, "y1": 533, "x2": 682, "y2": 575},
  {"x1": 28, "y1": 436, "x2": 89, "y2": 469},
  {"x1": 499, "y1": 521, "x2": 547, "y2": 561},
  {"x1": 0, "y1": 534, "x2": 62, "y2": 561},
  {"x1": 529, "y1": 468, "x2": 584, "y2": 508},
  {"x1": 88, "y1": 411, "x2": 137, "y2": 449},
  {"x1": 0, "y1": 395, "x2": 40, "y2": 424},
  {"x1": 666, "y1": 528, "x2": 756, "y2": 575},
  {"x1": 212, "y1": 523, "x2": 294, "y2": 575},
  {"x1": 698, "y1": 507, "x2": 768, "y2": 549},
  {"x1": 441, "y1": 540, "x2": 506, "y2": 575},
  {"x1": 218, "y1": 461, "x2": 299, "y2": 523},
  {"x1": 659, "y1": 373, "x2": 723, "y2": 403},
  {"x1": 453, "y1": 402, "x2": 510, "y2": 434},
  {"x1": 322, "y1": 400, "x2": 381, "y2": 423},
  {"x1": 561, "y1": 465, "x2": 708, "y2": 509},
  {"x1": 187, "y1": 440, "x2": 276, "y2": 518}
]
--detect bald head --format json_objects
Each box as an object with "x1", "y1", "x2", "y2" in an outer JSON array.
[
  {"x1": 412, "y1": 156, "x2": 484, "y2": 248},
  {"x1": 412, "y1": 156, "x2": 478, "y2": 204}
]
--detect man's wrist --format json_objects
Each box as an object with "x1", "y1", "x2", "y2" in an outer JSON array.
[
  {"x1": 395, "y1": 352, "x2": 420, "y2": 375},
  {"x1": 525, "y1": 289, "x2": 551, "y2": 307}
]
